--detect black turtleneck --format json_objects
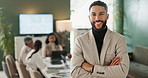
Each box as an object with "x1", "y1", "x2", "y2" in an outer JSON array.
[{"x1": 92, "y1": 26, "x2": 107, "y2": 58}]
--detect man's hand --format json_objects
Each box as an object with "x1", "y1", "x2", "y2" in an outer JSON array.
[
  {"x1": 81, "y1": 61, "x2": 94, "y2": 72},
  {"x1": 109, "y1": 57, "x2": 122, "y2": 66}
]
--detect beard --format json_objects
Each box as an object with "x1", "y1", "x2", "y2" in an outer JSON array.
[{"x1": 91, "y1": 20, "x2": 107, "y2": 31}]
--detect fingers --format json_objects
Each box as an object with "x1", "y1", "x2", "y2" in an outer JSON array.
[
  {"x1": 81, "y1": 62, "x2": 93, "y2": 72},
  {"x1": 114, "y1": 57, "x2": 122, "y2": 65},
  {"x1": 109, "y1": 57, "x2": 122, "y2": 66},
  {"x1": 113, "y1": 57, "x2": 122, "y2": 65},
  {"x1": 109, "y1": 57, "x2": 119, "y2": 65}
]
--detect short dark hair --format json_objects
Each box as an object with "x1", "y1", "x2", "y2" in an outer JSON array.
[
  {"x1": 24, "y1": 37, "x2": 32, "y2": 45},
  {"x1": 89, "y1": 0, "x2": 108, "y2": 12}
]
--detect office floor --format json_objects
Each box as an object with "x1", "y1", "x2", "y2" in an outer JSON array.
[{"x1": 0, "y1": 71, "x2": 7, "y2": 78}]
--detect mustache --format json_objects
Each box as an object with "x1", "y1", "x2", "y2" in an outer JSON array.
[
  {"x1": 96, "y1": 20, "x2": 103, "y2": 22},
  {"x1": 93, "y1": 20, "x2": 104, "y2": 23}
]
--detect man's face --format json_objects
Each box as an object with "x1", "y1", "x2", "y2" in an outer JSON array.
[
  {"x1": 28, "y1": 40, "x2": 34, "y2": 48},
  {"x1": 89, "y1": 6, "x2": 109, "y2": 30}
]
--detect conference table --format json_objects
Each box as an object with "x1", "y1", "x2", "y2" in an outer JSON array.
[{"x1": 41, "y1": 57, "x2": 71, "y2": 78}]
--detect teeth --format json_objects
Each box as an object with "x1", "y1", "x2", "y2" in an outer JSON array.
[{"x1": 96, "y1": 22, "x2": 101, "y2": 24}]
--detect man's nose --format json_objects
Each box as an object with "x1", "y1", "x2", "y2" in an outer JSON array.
[{"x1": 95, "y1": 15, "x2": 101, "y2": 20}]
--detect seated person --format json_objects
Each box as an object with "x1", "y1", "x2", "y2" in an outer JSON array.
[
  {"x1": 26, "y1": 40, "x2": 46, "y2": 78},
  {"x1": 18, "y1": 37, "x2": 34, "y2": 65},
  {"x1": 42, "y1": 33, "x2": 63, "y2": 58}
]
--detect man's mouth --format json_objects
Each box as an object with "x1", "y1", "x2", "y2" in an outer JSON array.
[
  {"x1": 96, "y1": 20, "x2": 103, "y2": 23},
  {"x1": 92, "y1": 20, "x2": 107, "y2": 30},
  {"x1": 95, "y1": 20, "x2": 103, "y2": 25},
  {"x1": 95, "y1": 22, "x2": 102, "y2": 25}
]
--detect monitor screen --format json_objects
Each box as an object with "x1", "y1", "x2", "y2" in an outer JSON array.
[{"x1": 19, "y1": 14, "x2": 53, "y2": 35}]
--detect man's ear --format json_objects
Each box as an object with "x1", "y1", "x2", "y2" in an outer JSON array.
[{"x1": 106, "y1": 14, "x2": 109, "y2": 19}]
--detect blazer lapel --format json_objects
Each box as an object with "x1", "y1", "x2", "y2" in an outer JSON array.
[
  {"x1": 88, "y1": 30, "x2": 100, "y2": 64},
  {"x1": 100, "y1": 29, "x2": 111, "y2": 65}
]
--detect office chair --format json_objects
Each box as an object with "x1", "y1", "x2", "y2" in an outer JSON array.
[
  {"x1": 15, "y1": 61, "x2": 30, "y2": 78},
  {"x1": 29, "y1": 68, "x2": 43, "y2": 78},
  {"x1": 5, "y1": 55, "x2": 19, "y2": 78}
]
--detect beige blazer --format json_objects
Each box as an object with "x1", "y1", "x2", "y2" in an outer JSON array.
[{"x1": 70, "y1": 29, "x2": 129, "y2": 78}]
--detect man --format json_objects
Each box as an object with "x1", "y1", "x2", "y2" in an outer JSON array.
[
  {"x1": 19, "y1": 37, "x2": 34, "y2": 65},
  {"x1": 70, "y1": 1, "x2": 129, "y2": 78}
]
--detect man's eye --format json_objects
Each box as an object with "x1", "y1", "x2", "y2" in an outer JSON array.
[
  {"x1": 92, "y1": 13, "x2": 96, "y2": 16},
  {"x1": 100, "y1": 13, "x2": 104, "y2": 15},
  {"x1": 100, "y1": 14, "x2": 104, "y2": 15}
]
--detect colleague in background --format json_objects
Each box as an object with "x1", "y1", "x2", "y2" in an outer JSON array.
[
  {"x1": 19, "y1": 37, "x2": 34, "y2": 65},
  {"x1": 42, "y1": 33, "x2": 63, "y2": 58},
  {"x1": 26, "y1": 40, "x2": 46, "y2": 78},
  {"x1": 70, "y1": 1, "x2": 129, "y2": 78}
]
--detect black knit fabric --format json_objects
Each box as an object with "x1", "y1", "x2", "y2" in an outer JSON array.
[{"x1": 92, "y1": 26, "x2": 107, "y2": 59}]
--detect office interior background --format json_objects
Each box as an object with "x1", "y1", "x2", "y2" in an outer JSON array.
[{"x1": 0, "y1": 0, "x2": 148, "y2": 78}]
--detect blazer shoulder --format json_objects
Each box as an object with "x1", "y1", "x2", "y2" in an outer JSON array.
[
  {"x1": 110, "y1": 30, "x2": 125, "y2": 39},
  {"x1": 76, "y1": 30, "x2": 90, "y2": 40}
]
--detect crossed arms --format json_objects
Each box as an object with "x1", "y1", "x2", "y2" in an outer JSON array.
[
  {"x1": 70, "y1": 36, "x2": 129, "y2": 78},
  {"x1": 81, "y1": 57, "x2": 122, "y2": 73}
]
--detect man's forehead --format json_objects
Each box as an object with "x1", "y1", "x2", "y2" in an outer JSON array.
[
  {"x1": 91, "y1": 11, "x2": 105, "y2": 14},
  {"x1": 90, "y1": 6, "x2": 106, "y2": 10},
  {"x1": 90, "y1": 6, "x2": 107, "y2": 13}
]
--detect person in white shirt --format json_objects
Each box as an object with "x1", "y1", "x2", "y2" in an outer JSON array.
[
  {"x1": 26, "y1": 40, "x2": 46, "y2": 74},
  {"x1": 19, "y1": 37, "x2": 34, "y2": 65}
]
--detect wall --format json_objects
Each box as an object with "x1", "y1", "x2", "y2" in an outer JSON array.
[
  {"x1": 124, "y1": 0, "x2": 148, "y2": 52},
  {"x1": 113, "y1": 0, "x2": 124, "y2": 34},
  {"x1": 0, "y1": 0, "x2": 70, "y2": 35}
]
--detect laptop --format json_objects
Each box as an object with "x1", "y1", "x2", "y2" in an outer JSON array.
[{"x1": 51, "y1": 51, "x2": 67, "y2": 65}]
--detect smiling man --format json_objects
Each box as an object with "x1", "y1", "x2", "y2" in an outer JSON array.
[{"x1": 70, "y1": 1, "x2": 129, "y2": 78}]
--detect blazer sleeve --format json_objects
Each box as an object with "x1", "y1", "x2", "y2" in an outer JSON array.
[
  {"x1": 71, "y1": 36, "x2": 129, "y2": 78},
  {"x1": 91, "y1": 36, "x2": 130, "y2": 78},
  {"x1": 70, "y1": 38, "x2": 94, "y2": 78}
]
